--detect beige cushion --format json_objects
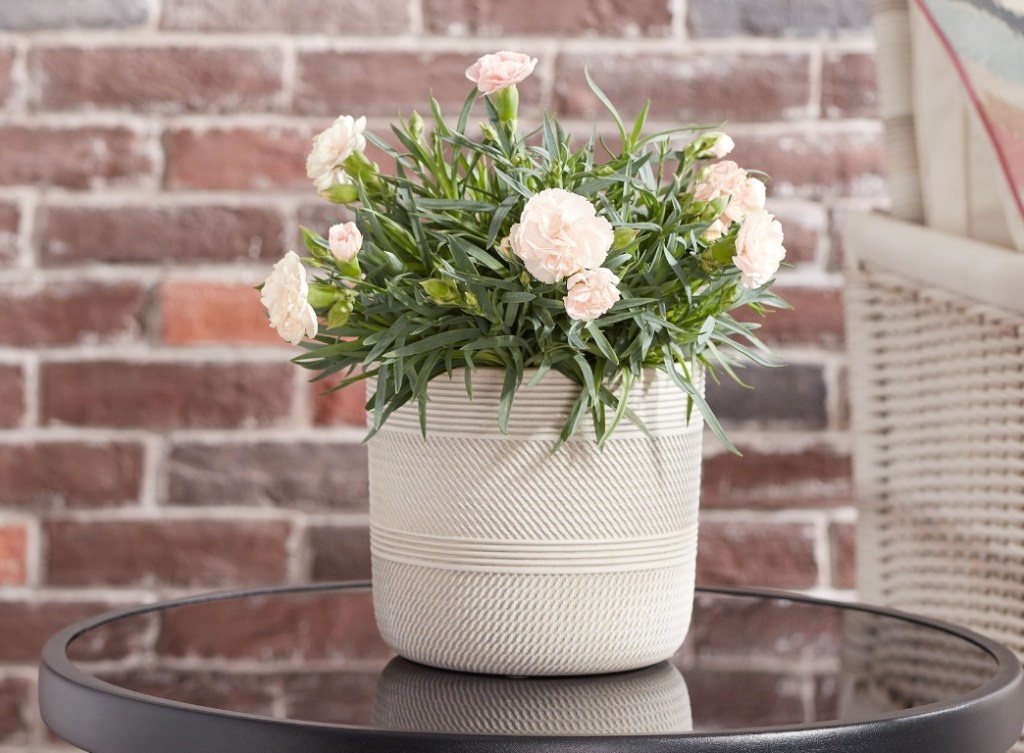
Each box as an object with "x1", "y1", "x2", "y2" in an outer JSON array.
[{"x1": 911, "y1": 2, "x2": 1024, "y2": 251}]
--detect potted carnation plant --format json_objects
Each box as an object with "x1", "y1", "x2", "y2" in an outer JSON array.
[{"x1": 261, "y1": 51, "x2": 787, "y2": 676}]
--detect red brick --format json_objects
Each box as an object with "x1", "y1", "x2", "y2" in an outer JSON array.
[
  {"x1": 688, "y1": 0, "x2": 871, "y2": 37},
  {"x1": 0, "y1": 365, "x2": 24, "y2": 428},
  {"x1": 308, "y1": 524, "x2": 371, "y2": 581},
  {"x1": 823, "y1": 52, "x2": 879, "y2": 119},
  {"x1": 735, "y1": 287, "x2": 845, "y2": 349},
  {"x1": 0, "y1": 46, "x2": 14, "y2": 107},
  {"x1": 96, "y1": 669, "x2": 277, "y2": 715},
  {"x1": 296, "y1": 51, "x2": 543, "y2": 117},
  {"x1": 730, "y1": 128, "x2": 886, "y2": 200},
  {"x1": 164, "y1": 126, "x2": 310, "y2": 191},
  {"x1": 830, "y1": 522, "x2": 856, "y2": 589},
  {"x1": 162, "y1": 281, "x2": 278, "y2": 346},
  {"x1": 827, "y1": 201, "x2": 889, "y2": 272},
  {"x1": 162, "y1": 0, "x2": 411, "y2": 33},
  {"x1": 41, "y1": 361, "x2": 294, "y2": 428},
  {"x1": 281, "y1": 672, "x2": 379, "y2": 724},
  {"x1": 0, "y1": 126, "x2": 153, "y2": 189},
  {"x1": 45, "y1": 518, "x2": 292, "y2": 587},
  {"x1": 555, "y1": 53, "x2": 812, "y2": 123},
  {"x1": 0, "y1": 282, "x2": 145, "y2": 346},
  {"x1": 166, "y1": 442, "x2": 368, "y2": 510},
  {"x1": 697, "y1": 520, "x2": 818, "y2": 589},
  {"x1": 0, "y1": 677, "x2": 30, "y2": 744},
  {"x1": 0, "y1": 0, "x2": 150, "y2": 30},
  {"x1": 2, "y1": 599, "x2": 149, "y2": 662},
  {"x1": 0, "y1": 442, "x2": 144, "y2": 510},
  {"x1": 32, "y1": 46, "x2": 283, "y2": 114},
  {"x1": 703, "y1": 445, "x2": 852, "y2": 510},
  {"x1": 424, "y1": 0, "x2": 671, "y2": 36},
  {"x1": 41, "y1": 204, "x2": 286, "y2": 265},
  {"x1": 691, "y1": 595, "x2": 841, "y2": 660},
  {"x1": 310, "y1": 376, "x2": 367, "y2": 427},
  {"x1": 156, "y1": 590, "x2": 390, "y2": 661},
  {"x1": 768, "y1": 203, "x2": 823, "y2": 266},
  {"x1": 0, "y1": 525, "x2": 27, "y2": 586},
  {"x1": 685, "y1": 669, "x2": 806, "y2": 728},
  {"x1": 297, "y1": 202, "x2": 355, "y2": 239},
  {"x1": 707, "y1": 364, "x2": 828, "y2": 429},
  {"x1": 0, "y1": 201, "x2": 20, "y2": 265}
]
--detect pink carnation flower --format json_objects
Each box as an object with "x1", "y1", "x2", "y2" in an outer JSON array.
[
  {"x1": 734, "y1": 210, "x2": 786, "y2": 289},
  {"x1": 563, "y1": 268, "x2": 622, "y2": 321},
  {"x1": 510, "y1": 188, "x2": 613, "y2": 284},
  {"x1": 465, "y1": 51, "x2": 538, "y2": 95}
]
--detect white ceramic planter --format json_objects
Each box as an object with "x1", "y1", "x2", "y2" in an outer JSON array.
[
  {"x1": 367, "y1": 367, "x2": 704, "y2": 676},
  {"x1": 372, "y1": 657, "x2": 693, "y2": 735}
]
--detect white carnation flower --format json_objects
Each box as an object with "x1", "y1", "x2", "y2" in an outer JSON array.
[
  {"x1": 261, "y1": 251, "x2": 318, "y2": 345},
  {"x1": 306, "y1": 115, "x2": 367, "y2": 194},
  {"x1": 563, "y1": 267, "x2": 622, "y2": 321},
  {"x1": 734, "y1": 210, "x2": 786, "y2": 289},
  {"x1": 706, "y1": 132, "x2": 735, "y2": 158},
  {"x1": 510, "y1": 188, "x2": 613, "y2": 284},
  {"x1": 328, "y1": 221, "x2": 363, "y2": 262}
]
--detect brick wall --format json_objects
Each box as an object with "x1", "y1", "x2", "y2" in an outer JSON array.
[{"x1": 0, "y1": 0, "x2": 882, "y2": 748}]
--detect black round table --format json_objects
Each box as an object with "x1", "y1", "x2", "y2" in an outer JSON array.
[{"x1": 38, "y1": 583, "x2": 1024, "y2": 753}]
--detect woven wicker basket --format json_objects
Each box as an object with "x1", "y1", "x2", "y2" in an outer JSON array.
[{"x1": 367, "y1": 367, "x2": 704, "y2": 676}]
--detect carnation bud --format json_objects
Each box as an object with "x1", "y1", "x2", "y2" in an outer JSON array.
[
  {"x1": 408, "y1": 111, "x2": 425, "y2": 143},
  {"x1": 307, "y1": 282, "x2": 339, "y2": 309},
  {"x1": 612, "y1": 227, "x2": 639, "y2": 251},
  {"x1": 420, "y1": 278, "x2": 459, "y2": 304}
]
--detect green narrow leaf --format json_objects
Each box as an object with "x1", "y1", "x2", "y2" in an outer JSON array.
[
  {"x1": 572, "y1": 354, "x2": 599, "y2": 404},
  {"x1": 585, "y1": 321, "x2": 619, "y2": 365},
  {"x1": 497, "y1": 362, "x2": 520, "y2": 434},
  {"x1": 449, "y1": 236, "x2": 505, "y2": 273},
  {"x1": 584, "y1": 66, "x2": 626, "y2": 147},
  {"x1": 457, "y1": 87, "x2": 477, "y2": 134},
  {"x1": 386, "y1": 327, "x2": 481, "y2": 358},
  {"x1": 553, "y1": 389, "x2": 589, "y2": 452},
  {"x1": 487, "y1": 195, "x2": 520, "y2": 248},
  {"x1": 628, "y1": 99, "x2": 652, "y2": 149},
  {"x1": 597, "y1": 369, "x2": 633, "y2": 449}
]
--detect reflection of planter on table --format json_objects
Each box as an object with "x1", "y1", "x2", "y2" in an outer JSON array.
[
  {"x1": 368, "y1": 367, "x2": 705, "y2": 676},
  {"x1": 372, "y1": 657, "x2": 693, "y2": 735}
]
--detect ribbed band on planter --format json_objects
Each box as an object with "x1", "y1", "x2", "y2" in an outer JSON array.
[
  {"x1": 367, "y1": 367, "x2": 704, "y2": 676},
  {"x1": 372, "y1": 657, "x2": 693, "y2": 735}
]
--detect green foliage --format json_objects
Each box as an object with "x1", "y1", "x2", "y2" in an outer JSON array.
[{"x1": 293, "y1": 80, "x2": 787, "y2": 452}]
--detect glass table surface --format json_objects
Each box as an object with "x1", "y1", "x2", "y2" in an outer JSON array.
[{"x1": 38, "y1": 583, "x2": 1024, "y2": 753}]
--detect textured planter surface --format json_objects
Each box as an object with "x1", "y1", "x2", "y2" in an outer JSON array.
[
  {"x1": 368, "y1": 367, "x2": 704, "y2": 676},
  {"x1": 372, "y1": 657, "x2": 692, "y2": 735}
]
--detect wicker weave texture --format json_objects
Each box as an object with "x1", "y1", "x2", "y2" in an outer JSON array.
[
  {"x1": 846, "y1": 263, "x2": 1024, "y2": 666},
  {"x1": 372, "y1": 657, "x2": 692, "y2": 735},
  {"x1": 367, "y1": 368, "x2": 704, "y2": 676}
]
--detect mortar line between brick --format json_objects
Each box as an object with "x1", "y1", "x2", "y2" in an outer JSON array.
[
  {"x1": 6, "y1": 36, "x2": 30, "y2": 116},
  {"x1": 22, "y1": 516, "x2": 41, "y2": 589},
  {"x1": 811, "y1": 513, "x2": 832, "y2": 588},
  {"x1": 147, "y1": 0, "x2": 164, "y2": 31},
  {"x1": 139, "y1": 435, "x2": 165, "y2": 510},
  {"x1": 286, "y1": 512, "x2": 309, "y2": 584},
  {"x1": 671, "y1": 0, "x2": 689, "y2": 41},
  {"x1": 0, "y1": 426, "x2": 367, "y2": 443},
  {"x1": 4, "y1": 31, "x2": 840, "y2": 53},
  {"x1": 279, "y1": 37, "x2": 298, "y2": 113},
  {"x1": 807, "y1": 42, "x2": 824, "y2": 121},
  {"x1": 0, "y1": 111, "x2": 883, "y2": 134},
  {"x1": 408, "y1": 0, "x2": 424, "y2": 36},
  {"x1": 20, "y1": 354, "x2": 39, "y2": 429},
  {"x1": 17, "y1": 189, "x2": 37, "y2": 270},
  {"x1": 822, "y1": 357, "x2": 845, "y2": 431}
]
